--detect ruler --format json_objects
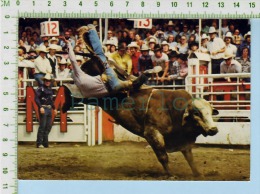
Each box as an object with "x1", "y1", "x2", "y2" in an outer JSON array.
[{"x1": 0, "y1": 0, "x2": 259, "y2": 194}]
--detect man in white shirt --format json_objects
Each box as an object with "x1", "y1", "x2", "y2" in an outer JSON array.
[
  {"x1": 224, "y1": 32, "x2": 237, "y2": 56},
  {"x1": 47, "y1": 44, "x2": 59, "y2": 78},
  {"x1": 151, "y1": 45, "x2": 169, "y2": 84},
  {"x1": 34, "y1": 45, "x2": 52, "y2": 86},
  {"x1": 207, "y1": 27, "x2": 226, "y2": 74},
  {"x1": 56, "y1": 58, "x2": 70, "y2": 79},
  {"x1": 220, "y1": 54, "x2": 242, "y2": 82}
]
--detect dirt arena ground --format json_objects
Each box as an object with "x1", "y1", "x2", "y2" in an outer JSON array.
[{"x1": 18, "y1": 142, "x2": 250, "y2": 181}]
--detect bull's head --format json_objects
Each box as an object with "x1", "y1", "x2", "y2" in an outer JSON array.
[{"x1": 182, "y1": 98, "x2": 219, "y2": 137}]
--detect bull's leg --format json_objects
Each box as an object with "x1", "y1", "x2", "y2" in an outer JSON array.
[
  {"x1": 181, "y1": 149, "x2": 201, "y2": 177},
  {"x1": 144, "y1": 128, "x2": 171, "y2": 176}
]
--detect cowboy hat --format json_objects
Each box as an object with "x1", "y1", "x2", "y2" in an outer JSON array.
[
  {"x1": 167, "y1": 20, "x2": 174, "y2": 26},
  {"x1": 75, "y1": 55, "x2": 84, "y2": 62},
  {"x1": 127, "y1": 42, "x2": 140, "y2": 49},
  {"x1": 223, "y1": 53, "x2": 234, "y2": 59},
  {"x1": 36, "y1": 45, "x2": 48, "y2": 53},
  {"x1": 224, "y1": 32, "x2": 234, "y2": 41},
  {"x1": 161, "y1": 41, "x2": 169, "y2": 46},
  {"x1": 201, "y1": 34, "x2": 209, "y2": 40},
  {"x1": 41, "y1": 73, "x2": 54, "y2": 81},
  {"x1": 59, "y1": 57, "x2": 68, "y2": 65},
  {"x1": 208, "y1": 26, "x2": 217, "y2": 34},
  {"x1": 147, "y1": 35, "x2": 158, "y2": 43},
  {"x1": 140, "y1": 44, "x2": 150, "y2": 51},
  {"x1": 48, "y1": 37, "x2": 59, "y2": 43},
  {"x1": 48, "y1": 44, "x2": 59, "y2": 50},
  {"x1": 244, "y1": 31, "x2": 251, "y2": 39}
]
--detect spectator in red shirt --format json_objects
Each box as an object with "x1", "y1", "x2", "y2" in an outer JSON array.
[{"x1": 128, "y1": 42, "x2": 141, "y2": 77}]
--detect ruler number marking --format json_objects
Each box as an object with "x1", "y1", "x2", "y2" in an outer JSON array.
[
  {"x1": 249, "y1": 2, "x2": 255, "y2": 8},
  {"x1": 234, "y1": 2, "x2": 240, "y2": 7},
  {"x1": 157, "y1": 2, "x2": 160, "y2": 7},
  {"x1": 110, "y1": 1, "x2": 114, "y2": 7},
  {"x1": 79, "y1": 1, "x2": 82, "y2": 6},
  {"x1": 2, "y1": 183, "x2": 8, "y2": 189},
  {"x1": 141, "y1": 1, "x2": 145, "y2": 7},
  {"x1": 32, "y1": 0, "x2": 35, "y2": 6},
  {"x1": 187, "y1": 2, "x2": 192, "y2": 7},
  {"x1": 3, "y1": 168, "x2": 8, "y2": 174},
  {"x1": 218, "y1": 2, "x2": 224, "y2": 8},
  {"x1": 48, "y1": 1, "x2": 51, "y2": 6},
  {"x1": 126, "y1": 1, "x2": 129, "y2": 7},
  {"x1": 2, "y1": 138, "x2": 8, "y2": 141},
  {"x1": 202, "y1": 2, "x2": 208, "y2": 8},
  {"x1": 94, "y1": 1, "x2": 98, "y2": 6},
  {"x1": 171, "y1": 2, "x2": 178, "y2": 7},
  {"x1": 63, "y1": 1, "x2": 67, "y2": 6},
  {"x1": 3, "y1": 153, "x2": 8, "y2": 157}
]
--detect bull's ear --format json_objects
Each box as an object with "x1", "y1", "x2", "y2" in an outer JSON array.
[
  {"x1": 182, "y1": 107, "x2": 189, "y2": 126},
  {"x1": 212, "y1": 108, "x2": 219, "y2": 115}
]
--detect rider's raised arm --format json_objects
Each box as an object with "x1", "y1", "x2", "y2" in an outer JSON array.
[{"x1": 66, "y1": 41, "x2": 84, "y2": 76}]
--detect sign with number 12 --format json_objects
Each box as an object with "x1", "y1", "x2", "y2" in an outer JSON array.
[{"x1": 40, "y1": 21, "x2": 60, "y2": 36}]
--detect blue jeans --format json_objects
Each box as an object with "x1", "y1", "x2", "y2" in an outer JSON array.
[
  {"x1": 87, "y1": 29, "x2": 107, "y2": 63},
  {"x1": 87, "y1": 28, "x2": 128, "y2": 91},
  {"x1": 37, "y1": 107, "x2": 52, "y2": 147},
  {"x1": 34, "y1": 73, "x2": 45, "y2": 86}
]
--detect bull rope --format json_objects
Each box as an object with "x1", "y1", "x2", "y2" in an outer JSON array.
[{"x1": 144, "y1": 88, "x2": 158, "y2": 116}]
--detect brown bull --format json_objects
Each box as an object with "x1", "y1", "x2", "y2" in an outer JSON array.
[{"x1": 62, "y1": 86, "x2": 219, "y2": 177}]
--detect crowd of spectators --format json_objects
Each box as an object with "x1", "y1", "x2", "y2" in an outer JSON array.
[{"x1": 18, "y1": 19, "x2": 251, "y2": 88}]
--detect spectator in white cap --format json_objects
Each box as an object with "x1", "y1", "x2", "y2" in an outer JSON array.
[
  {"x1": 34, "y1": 45, "x2": 52, "y2": 85},
  {"x1": 224, "y1": 32, "x2": 237, "y2": 56},
  {"x1": 207, "y1": 26, "x2": 226, "y2": 74},
  {"x1": 238, "y1": 31, "x2": 250, "y2": 57},
  {"x1": 138, "y1": 44, "x2": 153, "y2": 74},
  {"x1": 56, "y1": 58, "x2": 70, "y2": 79},
  {"x1": 161, "y1": 41, "x2": 170, "y2": 55},
  {"x1": 220, "y1": 53, "x2": 242, "y2": 82},
  {"x1": 128, "y1": 42, "x2": 141, "y2": 76},
  {"x1": 148, "y1": 37, "x2": 157, "y2": 55},
  {"x1": 199, "y1": 34, "x2": 210, "y2": 54}
]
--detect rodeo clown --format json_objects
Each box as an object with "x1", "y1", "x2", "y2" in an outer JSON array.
[
  {"x1": 62, "y1": 24, "x2": 148, "y2": 99},
  {"x1": 35, "y1": 73, "x2": 57, "y2": 148}
]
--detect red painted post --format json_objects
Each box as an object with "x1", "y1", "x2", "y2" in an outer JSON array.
[
  {"x1": 53, "y1": 86, "x2": 67, "y2": 132},
  {"x1": 26, "y1": 86, "x2": 40, "y2": 132}
]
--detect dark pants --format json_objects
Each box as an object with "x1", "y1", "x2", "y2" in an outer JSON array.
[
  {"x1": 211, "y1": 58, "x2": 223, "y2": 74},
  {"x1": 37, "y1": 107, "x2": 52, "y2": 147}
]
